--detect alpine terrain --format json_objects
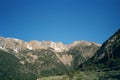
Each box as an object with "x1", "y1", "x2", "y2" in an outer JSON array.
[
  {"x1": 0, "y1": 36, "x2": 100, "y2": 80},
  {"x1": 38, "y1": 28, "x2": 120, "y2": 80}
]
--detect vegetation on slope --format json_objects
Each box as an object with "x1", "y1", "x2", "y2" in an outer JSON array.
[
  {"x1": 38, "y1": 70, "x2": 120, "y2": 80},
  {"x1": 0, "y1": 50, "x2": 37, "y2": 80},
  {"x1": 19, "y1": 49, "x2": 68, "y2": 77}
]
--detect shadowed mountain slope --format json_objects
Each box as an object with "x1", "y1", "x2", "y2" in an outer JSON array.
[{"x1": 80, "y1": 29, "x2": 120, "y2": 70}]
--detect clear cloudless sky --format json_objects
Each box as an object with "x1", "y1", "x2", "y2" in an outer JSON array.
[{"x1": 0, "y1": 0, "x2": 120, "y2": 44}]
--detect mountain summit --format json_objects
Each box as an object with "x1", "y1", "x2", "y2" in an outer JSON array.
[{"x1": 0, "y1": 37, "x2": 100, "y2": 53}]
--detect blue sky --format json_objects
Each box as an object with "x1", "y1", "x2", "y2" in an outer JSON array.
[{"x1": 0, "y1": 0, "x2": 120, "y2": 44}]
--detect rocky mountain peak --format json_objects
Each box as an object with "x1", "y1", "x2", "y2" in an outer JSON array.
[{"x1": 69, "y1": 41, "x2": 101, "y2": 48}]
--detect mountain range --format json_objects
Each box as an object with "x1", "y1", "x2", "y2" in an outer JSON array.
[
  {"x1": 0, "y1": 36, "x2": 100, "y2": 80},
  {"x1": 0, "y1": 28, "x2": 120, "y2": 80},
  {"x1": 38, "y1": 28, "x2": 120, "y2": 80}
]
